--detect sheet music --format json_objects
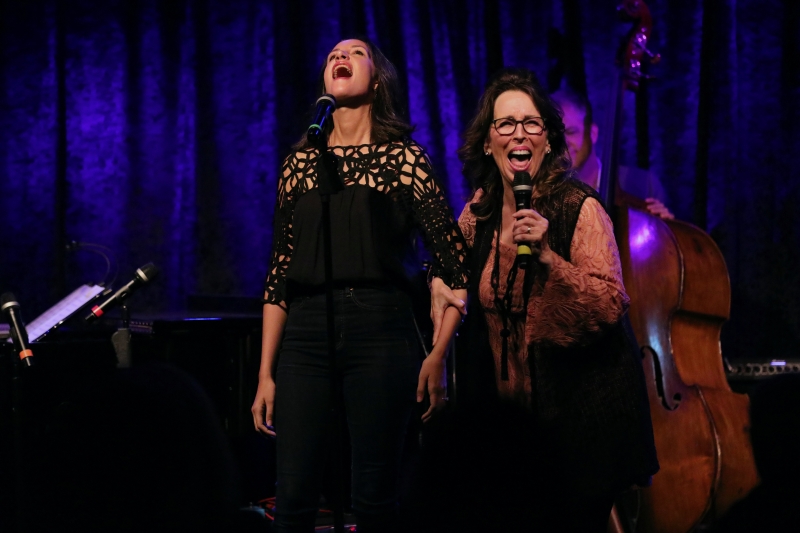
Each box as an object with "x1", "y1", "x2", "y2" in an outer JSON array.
[{"x1": 25, "y1": 284, "x2": 108, "y2": 342}]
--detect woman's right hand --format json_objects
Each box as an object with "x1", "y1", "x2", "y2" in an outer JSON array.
[
  {"x1": 251, "y1": 377, "x2": 277, "y2": 437},
  {"x1": 430, "y1": 276, "x2": 467, "y2": 346},
  {"x1": 645, "y1": 198, "x2": 675, "y2": 220}
]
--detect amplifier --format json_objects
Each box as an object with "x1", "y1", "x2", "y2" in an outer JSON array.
[
  {"x1": 727, "y1": 359, "x2": 800, "y2": 378},
  {"x1": 726, "y1": 359, "x2": 800, "y2": 394}
]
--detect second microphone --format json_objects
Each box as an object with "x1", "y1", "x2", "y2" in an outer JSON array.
[
  {"x1": 512, "y1": 171, "x2": 533, "y2": 269},
  {"x1": 85, "y1": 263, "x2": 159, "y2": 322}
]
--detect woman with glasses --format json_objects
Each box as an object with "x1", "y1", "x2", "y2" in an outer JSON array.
[{"x1": 428, "y1": 68, "x2": 658, "y2": 532}]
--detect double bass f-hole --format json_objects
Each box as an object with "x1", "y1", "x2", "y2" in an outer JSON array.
[{"x1": 641, "y1": 345, "x2": 681, "y2": 411}]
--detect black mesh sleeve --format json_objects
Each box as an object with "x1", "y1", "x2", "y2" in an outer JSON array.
[
  {"x1": 263, "y1": 151, "x2": 315, "y2": 307},
  {"x1": 400, "y1": 141, "x2": 469, "y2": 290}
]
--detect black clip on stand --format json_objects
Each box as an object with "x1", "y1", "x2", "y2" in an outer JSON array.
[
  {"x1": 309, "y1": 126, "x2": 346, "y2": 533},
  {"x1": 111, "y1": 303, "x2": 132, "y2": 369},
  {"x1": 90, "y1": 263, "x2": 159, "y2": 368}
]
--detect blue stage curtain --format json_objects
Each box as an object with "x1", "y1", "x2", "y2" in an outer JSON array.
[{"x1": 1, "y1": 0, "x2": 797, "y2": 360}]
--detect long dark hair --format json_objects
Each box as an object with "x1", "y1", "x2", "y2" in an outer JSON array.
[
  {"x1": 293, "y1": 37, "x2": 413, "y2": 150},
  {"x1": 458, "y1": 68, "x2": 571, "y2": 220}
]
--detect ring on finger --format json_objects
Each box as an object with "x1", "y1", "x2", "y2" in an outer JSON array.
[{"x1": 526, "y1": 226, "x2": 531, "y2": 234}]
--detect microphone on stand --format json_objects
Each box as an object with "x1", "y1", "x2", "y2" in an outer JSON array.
[
  {"x1": 85, "y1": 263, "x2": 159, "y2": 323},
  {"x1": 1, "y1": 293, "x2": 34, "y2": 367},
  {"x1": 306, "y1": 94, "x2": 337, "y2": 146},
  {"x1": 513, "y1": 171, "x2": 533, "y2": 269}
]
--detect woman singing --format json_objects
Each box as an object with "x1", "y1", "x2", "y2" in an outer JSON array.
[
  {"x1": 431, "y1": 68, "x2": 658, "y2": 532},
  {"x1": 251, "y1": 38, "x2": 468, "y2": 533}
]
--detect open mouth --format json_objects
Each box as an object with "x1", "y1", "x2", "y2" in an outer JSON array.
[
  {"x1": 333, "y1": 64, "x2": 353, "y2": 79},
  {"x1": 508, "y1": 149, "x2": 532, "y2": 168}
]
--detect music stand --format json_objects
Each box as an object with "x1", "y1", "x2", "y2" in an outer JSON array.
[{"x1": 23, "y1": 284, "x2": 109, "y2": 343}]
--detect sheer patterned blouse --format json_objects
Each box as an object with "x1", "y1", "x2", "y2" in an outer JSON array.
[{"x1": 264, "y1": 138, "x2": 468, "y2": 308}]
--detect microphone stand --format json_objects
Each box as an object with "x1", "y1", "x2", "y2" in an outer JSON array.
[
  {"x1": 111, "y1": 303, "x2": 132, "y2": 369},
  {"x1": 311, "y1": 136, "x2": 346, "y2": 533},
  {"x1": 3, "y1": 325, "x2": 35, "y2": 531},
  {"x1": 5, "y1": 349, "x2": 23, "y2": 531}
]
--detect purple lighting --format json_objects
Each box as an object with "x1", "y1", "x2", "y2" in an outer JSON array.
[{"x1": 629, "y1": 210, "x2": 658, "y2": 260}]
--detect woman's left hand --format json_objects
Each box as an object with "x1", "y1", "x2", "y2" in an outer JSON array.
[
  {"x1": 417, "y1": 355, "x2": 447, "y2": 423},
  {"x1": 513, "y1": 208, "x2": 553, "y2": 263}
]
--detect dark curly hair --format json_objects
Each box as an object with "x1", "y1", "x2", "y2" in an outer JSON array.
[
  {"x1": 293, "y1": 37, "x2": 413, "y2": 150},
  {"x1": 458, "y1": 68, "x2": 571, "y2": 220}
]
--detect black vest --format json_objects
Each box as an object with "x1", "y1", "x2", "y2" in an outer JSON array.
[{"x1": 458, "y1": 178, "x2": 659, "y2": 495}]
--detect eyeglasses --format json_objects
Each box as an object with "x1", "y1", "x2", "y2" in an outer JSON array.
[{"x1": 491, "y1": 117, "x2": 546, "y2": 136}]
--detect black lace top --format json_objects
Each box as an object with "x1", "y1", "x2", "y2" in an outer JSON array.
[{"x1": 263, "y1": 138, "x2": 468, "y2": 307}]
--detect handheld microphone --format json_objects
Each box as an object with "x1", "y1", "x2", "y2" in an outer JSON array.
[
  {"x1": 1, "y1": 292, "x2": 34, "y2": 366},
  {"x1": 85, "y1": 263, "x2": 159, "y2": 323},
  {"x1": 306, "y1": 94, "x2": 337, "y2": 146},
  {"x1": 513, "y1": 172, "x2": 533, "y2": 269}
]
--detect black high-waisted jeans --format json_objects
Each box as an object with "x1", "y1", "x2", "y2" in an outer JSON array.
[{"x1": 272, "y1": 286, "x2": 420, "y2": 533}]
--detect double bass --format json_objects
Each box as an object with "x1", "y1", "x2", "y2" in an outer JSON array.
[{"x1": 601, "y1": 2, "x2": 759, "y2": 531}]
